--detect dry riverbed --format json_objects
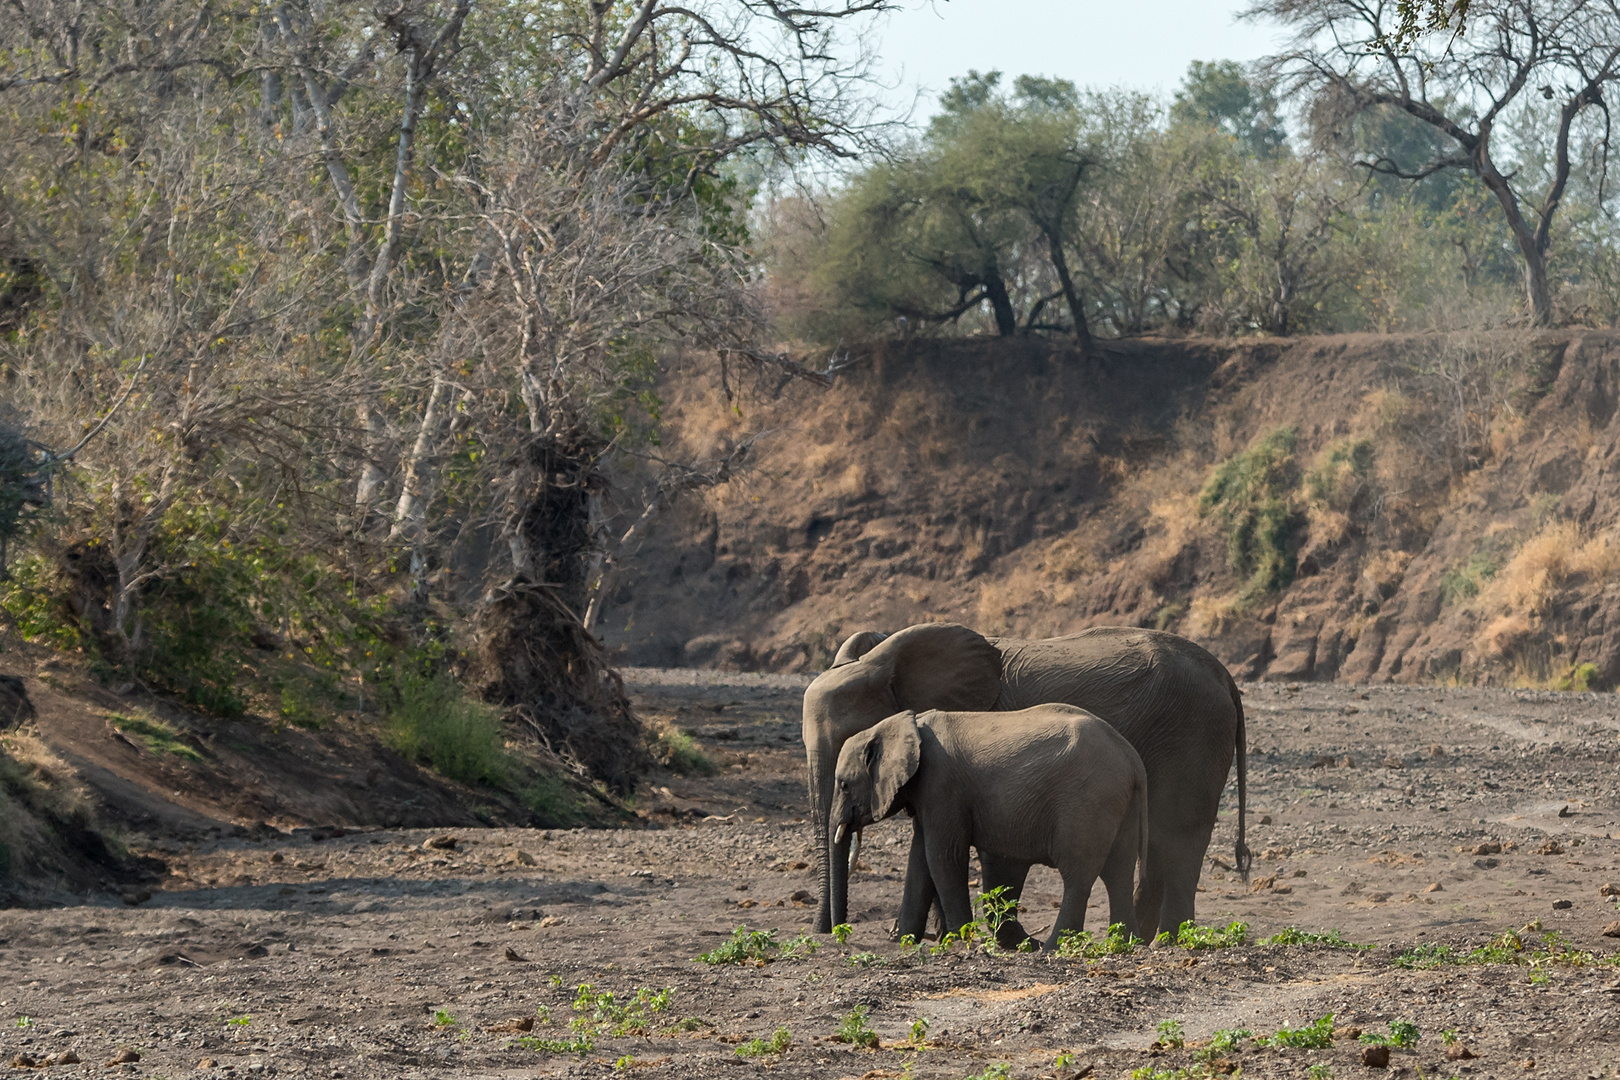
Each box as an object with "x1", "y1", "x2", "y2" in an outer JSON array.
[{"x1": 6, "y1": 675, "x2": 1620, "y2": 1078}]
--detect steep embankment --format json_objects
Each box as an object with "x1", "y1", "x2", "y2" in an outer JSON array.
[{"x1": 598, "y1": 331, "x2": 1620, "y2": 688}]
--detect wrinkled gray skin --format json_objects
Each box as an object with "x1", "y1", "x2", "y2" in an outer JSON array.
[
  {"x1": 830, "y1": 706, "x2": 1149, "y2": 949},
  {"x1": 801, "y1": 622, "x2": 1248, "y2": 939}
]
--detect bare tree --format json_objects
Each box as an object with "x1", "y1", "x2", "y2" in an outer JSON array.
[{"x1": 1253, "y1": 0, "x2": 1620, "y2": 325}]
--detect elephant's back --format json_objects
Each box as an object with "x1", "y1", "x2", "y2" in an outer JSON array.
[{"x1": 991, "y1": 627, "x2": 1239, "y2": 765}]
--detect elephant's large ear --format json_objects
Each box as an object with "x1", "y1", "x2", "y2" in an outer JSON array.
[
  {"x1": 831, "y1": 630, "x2": 888, "y2": 668},
  {"x1": 861, "y1": 623, "x2": 1001, "y2": 711},
  {"x1": 868, "y1": 711, "x2": 921, "y2": 820}
]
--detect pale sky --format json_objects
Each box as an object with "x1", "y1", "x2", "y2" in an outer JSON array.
[{"x1": 862, "y1": 0, "x2": 1291, "y2": 120}]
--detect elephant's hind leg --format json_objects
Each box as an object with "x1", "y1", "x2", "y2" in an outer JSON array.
[{"x1": 1044, "y1": 873, "x2": 1096, "y2": 951}]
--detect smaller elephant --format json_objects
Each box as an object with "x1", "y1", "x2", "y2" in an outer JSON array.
[{"x1": 830, "y1": 704, "x2": 1148, "y2": 950}]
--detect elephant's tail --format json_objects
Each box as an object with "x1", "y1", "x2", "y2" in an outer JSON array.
[{"x1": 1232, "y1": 681, "x2": 1252, "y2": 879}]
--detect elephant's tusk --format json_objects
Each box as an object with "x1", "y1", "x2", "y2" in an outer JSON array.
[
  {"x1": 834, "y1": 823, "x2": 847, "y2": 845},
  {"x1": 850, "y1": 827, "x2": 863, "y2": 874}
]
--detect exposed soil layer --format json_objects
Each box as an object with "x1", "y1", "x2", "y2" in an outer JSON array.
[
  {"x1": 598, "y1": 332, "x2": 1620, "y2": 689},
  {"x1": 5, "y1": 670, "x2": 1620, "y2": 1078}
]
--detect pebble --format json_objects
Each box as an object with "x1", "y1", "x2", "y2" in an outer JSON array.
[
  {"x1": 423, "y1": 835, "x2": 459, "y2": 851},
  {"x1": 1600, "y1": 882, "x2": 1620, "y2": 897},
  {"x1": 1552, "y1": 899, "x2": 1572, "y2": 910},
  {"x1": 1605, "y1": 921, "x2": 1620, "y2": 938},
  {"x1": 1361, "y1": 1044, "x2": 1390, "y2": 1068},
  {"x1": 1424, "y1": 882, "x2": 1444, "y2": 892}
]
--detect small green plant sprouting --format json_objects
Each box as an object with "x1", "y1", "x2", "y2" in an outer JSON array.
[
  {"x1": 512, "y1": 1034, "x2": 594, "y2": 1053},
  {"x1": 15, "y1": 1016, "x2": 33, "y2": 1028},
  {"x1": 1441, "y1": 1029, "x2": 1459, "y2": 1046},
  {"x1": 534, "y1": 1004, "x2": 552, "y2": 1024},
  {"x1": 665, "y1": 1016, "x2": 709, "y2": 1033},
  {"x1": 1156, "y1": 1018, "x2": 1185, "y2": 1048},
  {"x1": 1172, "y1": 920, "x2": 1249, "y2": 950},
  {"x1": 1395, "y1": 926, "x2": 1599, "y2": 970},
  {"x1": 965, "y1": 1064, "x2": 1011, "y2": 1080},
  {"x1": 734, "y1": 1026, "x2": 792, "y2": 1057},
  {"x1": 568, "y1": 984, "x2": 673, "y2": 1037},
  {"x1": 847, "y1": 951, "x2": 884, "y2": 968},
  {"x1": 224, "y1": 1015, "x2": 252, "y2": 1027},
  {"x1": 1054, "y1": 922, "x2": 1141, "y2": 959},
  {"x1": 831, "y1": 922, "x2": 853, "y2": 944},
  {"x1": 832, "y1": 1005, "x2": 879, "y2": 1049},
  {"x1": 1307, "y1": 1064, "x2": 1333, "y2": 1080},
  {"x1": 1530, "y1": 969, "x2": 1550, "y2": 986},
  {"x1": 549, "y1": 973, "x2": 564, "y2": 987},
  {"x1": 1264, "y1": 926, "x2": 1371, "y2": 949},
  {"x1": 697, "y1": 926, "x2": 781, "y2": 965},
  {"x1": 1131, "y1": 1067, "x2": 1219, "y2": 1080},
  {"x1": 909, "y1": 1017, "x2": 930, "y2": 1047},
  {"x1": 780, "y1": 933, "x2": 822, "y2": 960},
  {"x1": 1054, "y1": 1049, "x2": 1075, "y2": 1068},
  {"x1": 432, "y1": 1010, "x2": 457, "y2": 1028},
  {"x1": 978, "y1": 885, "x2": 1019, "y2": 933},
  {"x1": 613, "y1": 1055, "x2": 637, "y2": 1071},
  {"x1": 1256, "y1": 1013, "x2": 1334, "y2": 1049},
  {"x1": 1194, "y1": 1028, "x2": 1252, "y2": 1062}
]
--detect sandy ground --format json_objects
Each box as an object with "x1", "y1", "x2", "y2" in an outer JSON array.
[{"x1": 6, "y1": 674, "x2": 1620, "y2": 1079}]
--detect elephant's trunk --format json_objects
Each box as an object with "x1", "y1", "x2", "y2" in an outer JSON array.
[
  {"x1": 829, "y1": 828, "x2": 852, "y2": 929},
  {"x1": 809, "y1": 758, "x2": 834, "y2": 934}
]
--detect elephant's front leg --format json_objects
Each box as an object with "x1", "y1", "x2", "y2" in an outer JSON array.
[
  {"x1": 895, "y1": 818, "x2": 936, "y2": 942},
  {"x1": 922, "y1": 827, "x2": 974, "y2": 939},
  {"x1": 977, "y1": 851, "x2": 1034, "y2": 950}
]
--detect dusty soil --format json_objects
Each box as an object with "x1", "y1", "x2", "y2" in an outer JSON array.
[{"x1": 6, "y1": 672, "x2": 1620, "y2": 1079}]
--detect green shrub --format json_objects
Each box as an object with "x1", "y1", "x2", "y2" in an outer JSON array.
[
  {"x1": 382, "y1": 671, "x2": 508, "y2": 788},
  {"x1": 1303, "y1": 437, "x2": 1373, "y2": 507},
  {"x1": 1256, "y1": 1013, "x2": 1334, "y2": 1049},
  {"x1": 1156, "y1": 1018, "x2": 1185, "y2": 1048},
  {"x1": 1194, "y1": 1028, "x2": 1252, "y2": 1061},
  {"x1": 1264, "y1": 926, "x2": 1370, "y2": 949},
  {"x1": 568, "y1": 984, "x2": 672, "y2": 1036},
  {"x1": 1440, "y1": 552, "x2": 1499, "y2": 603},
  {"x1": 521, "y1": 773, "x2": 584, "y2": 824},
  {"x1": 1359, "y1": 1019, "x2": 1418, "y2": 1049},
  {"x1": 696, "y1": 926, "x2": 818, "y2": 965},
  {"x1": 735, "y1": 1027, "x2": 792, "y2": 1057},
  {"x1": 1165, "y1": 920, "x2": 1248, "y2": 949},
  {"x1": 1200, "y1": 427, "x2": 1304, "y2": 601},
  {"x1": 832, "y1": 1005, "x2": 878, "y2": 1048},
  {"x1": 1054, "y1": 922, "x2": 1141, "y2": 959}
]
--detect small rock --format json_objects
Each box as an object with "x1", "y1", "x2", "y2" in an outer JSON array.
[
  {"x1": 10, "y1": 1053, "x2": 41, "y2": 1068},
  {"x1": 1446, "y1": 1042, "x2": 1479, "y2": 1061},
  {"x1": 789, "y1": 889, "x2": 813, "y2": 904},
  {"x1": 485, "y1": 1017, "x2": 534, "y2": 1033},
  {"x1": 1367, "y1": 891, "x2": 1393, "y2": 903},
  {"x1": 270, "y1": 853, "x2": 284, "y2": 863},
  {"x1": 1340, "y1": 882, "x2": 1362, "y2": 896},
  {"x1": 1534, "y1": 840, "x2": 1564, "y2": 855},
  {"x1": 1474, "y1": 858, "x2": 1500, "y2": 870},
  {"x1": 1424, "y1": 882, "x2": 1444, "y2": 892},
  {"x1": 1603, "y1": 921, "x2": 1620, "y2": 938},
  {"x1": 736, "y1": 898, "x2": 758, "y2": 908},
  {"x1": 1382, "y1": 755, "x2": 1405, "y2": 769},
  {"x1": 45, "y1": 1051, "x2": 82, "y2": 1065},
  {"x1": 512, "y1": 850, "x2": 537, "y2": 866},
  {"x1": 1250, "y1": 875, "x2": 1277, "y2": 893},
  {"x1": 1361, "y1": 1044, "x2": 1390, "y2": 1068},
  {"x1": 121, "y1": 891, "x2": 152, "y2": 906},
  {"x1": 1600, "y1": 882, "x2": 1620, "y2": 897},
  {"x1": 538, "y1": 916, "x2": 564, "y2": 928},
  {"x1": 1336, "y1": 1026, "x2": 1362, "y2": 1040},
  {"x1": 198, "y1": 1058, "x2": 218, "y2": 1068},
  {"x1": 1472, "y1": 842, "x2": 1502, "y2": 856},
  {"x1": 1258, "y1": 815, "x2": 1272, "y2": 825},
  {"x1": 789, "y1": 861, "x2": 809, "y2": 870},
  {"x1": 106, "y1": 1048, "x2": 142, "y2": 1064},
  {"x1": 1521, "y1": 1059, "x2": 1535, "y2": 1070},
  {"x1": 1558, "y1": 805, "x2": 1573, "y2": 818},
  {"x1": 1429, "y1": 744, "x2": 1445, "y2": 757},
  {"x1": 423, "y1": 835, "x2": 459, "y2": 851},
  {"x1": 504, "y1": 946, "x2": 528, "y2": 962},
  {"x1": 1272, "y1": 885, "x2": 1293, "y2": 895},
  {"x1": 1552, "y1": 899, "x2": 1573, "y2": 910}
]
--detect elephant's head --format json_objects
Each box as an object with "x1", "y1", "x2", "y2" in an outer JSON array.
[
  {"x1": 830, "y1": 711, "x2": 922, "y2": 846},
  {"x1": 801, "y1": 622, "x2": 1001, "y2": 931}
]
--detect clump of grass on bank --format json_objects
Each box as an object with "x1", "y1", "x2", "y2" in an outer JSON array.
[
  {"x1": 652, "y1": 722, "x2": 715, "y2": 775},
  {"x1": 107, "y1": 712, "x2": 203, "y2": 761},
  {"x1": 382, "y1": 671, "x2": 508, "y2": 787}
]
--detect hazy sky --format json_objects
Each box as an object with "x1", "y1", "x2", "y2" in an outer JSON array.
[{"x1": 863, "y1": 0, "x2": 1290, "y2": 119}]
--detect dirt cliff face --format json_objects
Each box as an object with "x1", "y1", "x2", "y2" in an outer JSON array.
[{"x1": 598, "y1": 331, "x2": 1620, "y2": 689}]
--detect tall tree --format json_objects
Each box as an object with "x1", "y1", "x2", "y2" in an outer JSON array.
[{"x1": 1252, "y1": 0, "x2": 1620, "y2": 325}]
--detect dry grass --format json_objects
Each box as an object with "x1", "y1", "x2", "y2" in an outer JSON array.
[
  {"x1": 1186, "y1": 593, "x2": 1245, "y2": 637},
  {"x1": 1361, "y1": 549, "x2": 1414, "y2": 599},
  {"x1": 1473, "y1": 522, "x2": 1620, "y2": 657}
]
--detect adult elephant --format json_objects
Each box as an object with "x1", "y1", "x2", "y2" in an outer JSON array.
[{"x1": 801, "y1": 622, "x2": 1248, "y2": 940}]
